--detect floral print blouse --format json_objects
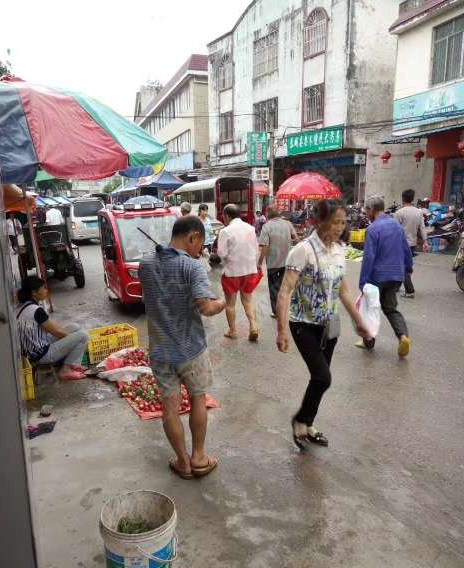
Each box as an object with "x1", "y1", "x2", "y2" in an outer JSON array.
[{"x1": 286, "y1": 231, "x2": 346, "y2": 326}]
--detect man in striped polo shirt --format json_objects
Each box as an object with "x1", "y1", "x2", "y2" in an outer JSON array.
[{"x1": 139, "y1": 216, "x2": 226, "y2": 479}]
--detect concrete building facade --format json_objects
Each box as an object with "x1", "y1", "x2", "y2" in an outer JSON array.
[
  {"x1": 136, "y1": 55, "x2": 209, "y2": 175},
  {"x1": 390, "y1": 0, "x2": 464, "y2": 205},
  {"x1": 207, "y1": 0, "x2": 432, "y2": 204}
]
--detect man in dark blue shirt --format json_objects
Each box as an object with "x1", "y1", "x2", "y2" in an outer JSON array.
[{"x1": 359, "y1": 196, "x2": 413, "y2": 358}]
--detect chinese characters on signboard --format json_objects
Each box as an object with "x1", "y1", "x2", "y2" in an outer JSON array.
[
  {"x1": 393, "y1": 79, "x2": 464, "y2": 131},
  {"x1": 247, "y1": 132, "x2": 268, "y2": 166},
  {"x1": 286, "y1": 126, "x2": 344, "y2": 156},
  {"x1": 251, "y1": 167, "x2": 269, "y2": 181}
]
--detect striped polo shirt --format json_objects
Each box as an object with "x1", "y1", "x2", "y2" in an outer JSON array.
[{"x1": 139, "y1": 245, "x2": 215, "y2": 365}]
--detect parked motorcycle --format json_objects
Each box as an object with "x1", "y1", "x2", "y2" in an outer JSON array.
[{"x1": 453, "y1": 232, "x2": 464, "y2": 292}]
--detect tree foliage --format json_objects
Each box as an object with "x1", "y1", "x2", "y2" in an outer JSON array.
[
  {"x1": 37, "y1": 178, "x2": 72, "y2": 195},
  {"x1": 0, "y1": 59, "x2": 11, "y2": 77},
  {"x1": 103, "y1": 176, "x2": 122, "y2": 193}
]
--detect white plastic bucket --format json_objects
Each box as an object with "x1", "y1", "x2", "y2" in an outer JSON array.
[{"x1": 100, "y1": 490, "x2": 177, "y2": 568}]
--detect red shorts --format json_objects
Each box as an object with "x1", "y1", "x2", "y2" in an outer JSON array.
[{"x1": 221, "y1": 271, "x2": 263, "y2": 295}]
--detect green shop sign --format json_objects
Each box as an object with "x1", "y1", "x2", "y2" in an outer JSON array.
[
  {"x1": 247, "y1": 132, "x2": 268, "y2": 166},
  {"x1": 286, "y1": 126, "x2": 344, "y2": 156}
]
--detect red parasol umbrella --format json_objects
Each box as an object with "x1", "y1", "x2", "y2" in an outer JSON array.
[{"x1": 276, "y1": 172, "x2": 342, "y2": 201}]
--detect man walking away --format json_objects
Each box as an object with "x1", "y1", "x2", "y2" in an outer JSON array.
[
  {"x1": 395, "y1": 188, "x2": 429, "y2": 298},
  {"x1": 254, "y1": 210, "x2": 267, "y2": 236},
  {"x1": 46, "y1": 206, "x2": 64, "y2": 226},
  {"x1": 139, "y1": 216, "x2": 226, "y2": 479},
  {"x1": 360, "y1": 196, "x2": 413, "y2": 358},
  {"x1": 258, "y1": 203, "x2": 296, "y2": 317},
  {"x1": 218, "y1": 204, "x2": 261, "y2": 341},
  {"x1": 180, "y1": 202, "x2": 192, "y2": 216}
]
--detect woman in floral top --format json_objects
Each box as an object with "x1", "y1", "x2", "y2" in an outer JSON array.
[{"x1": 276, "y1": 200, "x2": 369, "y2": 449}]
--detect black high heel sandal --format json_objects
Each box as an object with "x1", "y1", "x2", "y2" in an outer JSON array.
[
  {"x1": 292, "y1": 418, "x2": 309, "y2": 451},
  {"x1": 306, "y1": 431, "x2": 329, "y2": 446}
]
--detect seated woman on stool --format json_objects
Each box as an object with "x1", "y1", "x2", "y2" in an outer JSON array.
[{"x1": 16, "y1": 277, "x2": 89, "y2": 380}]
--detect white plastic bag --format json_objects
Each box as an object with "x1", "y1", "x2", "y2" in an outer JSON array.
[
  {"x1": 356, "y1": 283, "x2": 381, "y2": 338},
  {"x1": 198, "y1": 248, "x2": 212, "y2": 272},
  {"x1": 95, "y1": 348, "x2": 147, "y2": 371},
  {"x1": 97, "y1": 366, "x2": 153, "y2": 382}
]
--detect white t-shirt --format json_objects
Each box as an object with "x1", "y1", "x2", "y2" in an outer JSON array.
[
  {"x1": 217, "y1": 218, "x2": 258, "y2": 277},
  {"x1": 46, "y1": 208, "x2": 64, "y2": 225},
  {"x1": 6, "y1": 219, "x2": 15, "y2": 236}
]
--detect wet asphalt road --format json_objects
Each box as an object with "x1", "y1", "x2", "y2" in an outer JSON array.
[{"x1": 28, "y1": 242, "x2": 464, "y2": 568}]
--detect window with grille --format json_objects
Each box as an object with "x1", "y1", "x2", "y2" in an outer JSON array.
[
  {"x1": 432, "y1": 15, "x2": 464, "y2": 85},
  {"x1": 303, "y1": 9, "x2": 328, "y2": 58},
  {"x1": 253, "y1": 27, "x2": 279, "y2": 78},
  {"x1": 253, "y1": 98, "x2": 278, "y2": 131},
  {"x1": 220, "y1": 112, "x2": 233, "y2": 142},
  {"x1": 303, "y1": 84, "x2": 324, "y2": 124},
  {"x1": 218, "y1": 57, "x2": 233, "y2": 90}
]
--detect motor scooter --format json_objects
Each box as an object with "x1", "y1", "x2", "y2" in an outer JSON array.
[{"x1": 453, "y1": 232, "x2": 464, "y2": 292}]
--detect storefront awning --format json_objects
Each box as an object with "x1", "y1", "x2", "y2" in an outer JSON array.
[
  {"x1": 382, "y1": 123, "x2": 464, "y2": 144},
  {"x1": 35, "y1": 196, "x2": 73, "y2": 207}
]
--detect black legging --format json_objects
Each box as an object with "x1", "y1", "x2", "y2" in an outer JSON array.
[{"x1": 290, "y1": 322, "x2": 337, "y2": 427}]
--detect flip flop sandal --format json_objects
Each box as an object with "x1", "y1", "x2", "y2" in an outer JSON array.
[
  {"x1": 307, "y1": 431, "x2": 329, "y2": 447},
  {"x1": 248, "y1": 330, "x2": 259, "y2": 342},
  {"x1": 169, "y1": 459, "x2": 193, "y2": 480},
  {"x1": 292, "y1": 418, "x2": 310, "y2": 451},
  {"x1": 191, "y1": 456, "x2": 218, "y2": 477},
  {"x1": 59, "y1": 370, "x2": 86, "y2": 381},
  {"x1": 224, "y1": 331, "x2": 238, "y2": 339},
  {"x1": 71, "y1": 364, "x2": 88, "y2": 372}
]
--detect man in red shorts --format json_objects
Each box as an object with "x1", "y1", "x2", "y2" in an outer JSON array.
[{"x1": 217, "y1": 203, "x2": 261, "y2": 341}]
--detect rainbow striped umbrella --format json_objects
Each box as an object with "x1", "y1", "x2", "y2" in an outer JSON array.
[{"x1": 0, "y1": 76, "x2": 166, "y2": 184}]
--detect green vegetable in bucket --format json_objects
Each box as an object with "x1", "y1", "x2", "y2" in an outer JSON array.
[{"x1": 117, "y1": 515, "x2": 153, "y2": 534}]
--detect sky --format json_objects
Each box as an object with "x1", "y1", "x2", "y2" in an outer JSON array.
[{"x1": 1, "y1": 0, "x2": 251, "y2": 118}]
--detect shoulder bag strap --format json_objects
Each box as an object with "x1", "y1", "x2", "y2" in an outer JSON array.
[
  {"x1": 16, "y1": 301, "x2": 34, "y2": 320},
  {"x1": 307, "y1": 238, "x2": 328, "y2": 303}
]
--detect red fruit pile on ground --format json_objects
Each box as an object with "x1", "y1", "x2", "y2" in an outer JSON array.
[
  {"x1": 120, "y1": 348, "x2": 150, "y2": 368},
  {"x1": 118, "y1": 373, "x2": 190, "y2": 413}
]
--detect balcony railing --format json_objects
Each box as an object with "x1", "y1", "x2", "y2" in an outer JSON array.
[{"x1": 399, "y1": 0, "x2": 428, "y2": 16}]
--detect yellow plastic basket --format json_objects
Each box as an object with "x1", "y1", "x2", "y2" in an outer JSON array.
[
  {"x1": 350, "y1": 229, "x2": 366, "y2": 244},
  {"x1": 22, "y1": 357, "x2": 35, "y2": 401},
  {"x1": 87, "y1": 324, "x2": 139, "y2": 364}
]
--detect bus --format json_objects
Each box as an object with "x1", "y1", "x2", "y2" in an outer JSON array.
[{"x1": 167, "y1": 176, "x2": 269, "y2": 225}]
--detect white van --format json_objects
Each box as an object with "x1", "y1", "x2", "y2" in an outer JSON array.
[{"x1": 70, "y1": 198, "x2": 104, "y2": 241}]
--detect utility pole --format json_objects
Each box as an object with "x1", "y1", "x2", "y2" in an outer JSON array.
[{"x1": 269, "y1": 129, "x2": 275, "y2": 199}]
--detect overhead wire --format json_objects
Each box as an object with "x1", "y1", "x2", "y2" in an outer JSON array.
[{"x1": 129, "y1": 107, "x2": 464, "y2": 136}]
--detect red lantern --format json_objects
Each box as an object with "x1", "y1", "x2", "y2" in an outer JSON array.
[
  {"x1": 458, "y1": 141, "x2": 464, "y2": 156},
  {"x1": 414, "y1": 149, "x2": 425, "y2": 163},
  {"x1": 380, "y1": 151, "x2": 392, "y2": 164}
]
